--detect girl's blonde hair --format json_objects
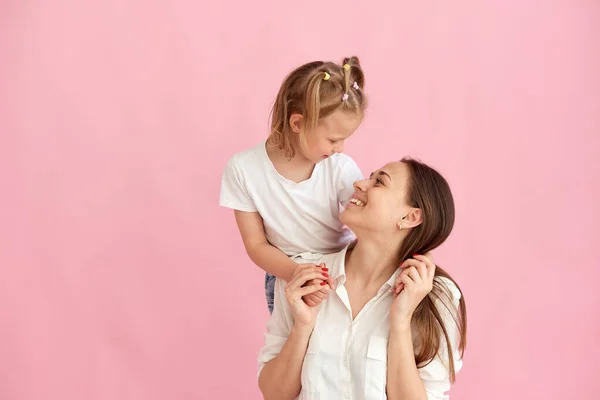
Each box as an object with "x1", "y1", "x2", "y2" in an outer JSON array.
[{"x1": 267, "y1": 56, "x2": 367, "y2": 159}]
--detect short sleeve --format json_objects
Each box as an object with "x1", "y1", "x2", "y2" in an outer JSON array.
[
  {"x1": 336, "y1": 156, "x2": 364, "y2": 206},
  {"x1": 257, "y1": 277, "x2": 294, "y2": 376},
  {"x1": 418, "y1": 278, "x2": 464, "y2": 399},
  {"x1": 219, "y1": 156, "x2": 257, "y2": 212}
]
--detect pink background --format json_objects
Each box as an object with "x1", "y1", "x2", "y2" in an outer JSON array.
[{"x1": 1, "y1": 0, "x2": 599, "y2": 399}]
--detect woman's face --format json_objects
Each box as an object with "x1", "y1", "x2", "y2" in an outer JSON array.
[{"x1": 340, "y1": 161, "x2": 415, "y2": 234}]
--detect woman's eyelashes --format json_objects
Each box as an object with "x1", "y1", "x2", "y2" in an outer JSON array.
[{"x1": 368, "y1": 174, "x2": 380, "y2": 185}]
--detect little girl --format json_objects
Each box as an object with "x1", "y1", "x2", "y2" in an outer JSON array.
[{"x1": 219, "y1": 56, "x2": 367, "y2": 313}]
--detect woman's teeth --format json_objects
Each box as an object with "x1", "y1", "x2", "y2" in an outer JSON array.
[{"x1": 350, "y1": 198, "x2": 365, "y2": 207}]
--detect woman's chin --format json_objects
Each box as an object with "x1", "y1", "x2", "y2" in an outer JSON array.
[{"x1": 340, "y1": 208, "x2": 362, "y2": 228}]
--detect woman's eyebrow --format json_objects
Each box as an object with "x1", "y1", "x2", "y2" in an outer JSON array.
[{"x1": 369, "y1": 170, "x2": 391, "y2": 180}]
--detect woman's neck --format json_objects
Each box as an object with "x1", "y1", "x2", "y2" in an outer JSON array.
[{"x1": 345, "y1": 236, "x2": 403, "y2": 288}]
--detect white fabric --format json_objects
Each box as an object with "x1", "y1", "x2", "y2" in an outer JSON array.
[
  {"x1": 258, "y1": 246, "x2": 463, "y2": 400},
  {"x1": 219, "y1": 141, "x2": 363, "y2": 255}
]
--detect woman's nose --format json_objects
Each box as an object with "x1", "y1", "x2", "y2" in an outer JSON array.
[{"x1": 353, "y1": 179, "x2": 368, "y2": 191}]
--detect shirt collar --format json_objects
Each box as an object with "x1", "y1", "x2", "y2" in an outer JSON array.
[{"x1": 379, "y1": 268, "x2": 401, "y2": 295}]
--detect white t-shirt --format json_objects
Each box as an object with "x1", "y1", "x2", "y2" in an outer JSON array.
[
  {"x1": 258, "y1": 247, "x2": 463, "y2": 400},
  {"x1": 219, "y1": 141, "x2": 363, "y2": 256}
]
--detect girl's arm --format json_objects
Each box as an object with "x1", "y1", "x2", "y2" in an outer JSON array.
[{"x1": 234, "y1": 210, "x2": 300, "y2": 282}]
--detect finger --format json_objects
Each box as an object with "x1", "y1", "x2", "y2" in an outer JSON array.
[
  {"x1": 415, "y1": 263, "x2": 428, "y2": 282},
  {"x1": 393, "y1": 274, "x2": 405, "y2": 295},
  {"x1": 396, "y1": 278, "x2": 407, "y2": 294},
  {"x1": 401, "y1": 258, "x2": 426, "y2": 269},
  {"x1": 406, "y1": 266, "x2": 421, "y2": 283},
  {"x1": 400, "y1": 259, "x2": 428, "y2": 282},
  {"x1": 392, "y1": 281, "x2": 404, "y2": 296},
  {"x1": 305, "y1": 290, "x2": 326, "y2": 305},
  {"x1": 296, "y1": 282, "x2": 329, "y2": 297},
  {"x1": 292, "y1": 269, "x2": 329, "y2": 289},
  {"x1": 287, "y1": 274, "x2": 320, "y2": 294},
  {"x1": 401, "y1": 258, "x2": 427, "y2": 281},
  {"x1": 310, "y1": 292, "x2": 325, "y2": 307},
  {"x1": 326, "y1": 276, "x2": 336, "y2": 290},
  {"x1": 301, "y1": 269, "x2": 329, "y2": 285},
  {"x1": 302, "y1": 278, "x2": 321, "y2": 287},
  {"x1": 318, "y1": 264, "x2": 334, "y2": 287},
  {"x1": 423, "y1": 251, "x2": 434, "y2": 264},
  {"x1": 394, "y1": 271, "x2": 407, "y2": 294},
  {"x1": 313, "y1": 288, "x2": 328, "y2": 300},
  {"x1": 400, "y1": 273, "x2": 416, "y2": 289},
  {"x1": 412, "y1": 254, "x2": 436, "y2": 280},
  {"x1": 292, "y1": 263, "x2": 316, "y2": 281},
  {"x1": 312, "y1": 263, "x2": 330, "y2": 277},
  {"x1": 413, "y1": 253, "x2": 435, "y2": 270},
  {"x1": 303, "y1": 296, "x2": 318, "y2": 307}
]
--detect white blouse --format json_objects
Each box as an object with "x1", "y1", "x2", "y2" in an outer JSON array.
[{"x1": 258, "y1": 245, "x2": 463, "y2": 400}]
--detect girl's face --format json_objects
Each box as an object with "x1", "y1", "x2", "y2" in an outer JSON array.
[{"x1": 295, "y1": 110, "x2": 362, "y2": 163}]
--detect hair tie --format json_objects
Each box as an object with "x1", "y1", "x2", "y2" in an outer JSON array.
[
  {"x1": 343, "y1": 64, "x2": 351, "y2": 71},
  {"x1": 342, "y1": 93, "x2": 349, "y2": 101},
  {"x1": 352, "y1": 81, "x2": 360, "y2": 90},
  {"x1": 323, "y1": 72, "x2": 330, "y2": 81}
]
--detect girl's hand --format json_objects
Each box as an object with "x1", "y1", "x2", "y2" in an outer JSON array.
[
  {"x1": 390, "y1": 254, "x2": 436, "y2": 327},
  {"x1": 302, "y1": 264, "x2": 335, "y2": 307},
  {"x1": 285, "y1": 264, "x2": 331, "y2": 327}
]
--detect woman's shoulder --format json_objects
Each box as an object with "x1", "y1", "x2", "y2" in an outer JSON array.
[{"x1": 434, "y1": 276, "x2": 462, "y2": 303}]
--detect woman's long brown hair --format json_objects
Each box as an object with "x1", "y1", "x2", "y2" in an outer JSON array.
[{"x1": 398, "y1": 158, "x2": 467, "y2": 383}]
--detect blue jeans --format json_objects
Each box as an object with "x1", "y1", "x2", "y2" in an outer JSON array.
[{"x1": 264, "y1": 272, "x2": 276, "y2": 314}]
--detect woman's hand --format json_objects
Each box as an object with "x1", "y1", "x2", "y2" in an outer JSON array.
[
  {"x1": 302, "y1": 263, "x2": 336, "y2": 307},
  {"x1": 285, "y1": 264, "x2": 331, "y2": 327},
  {"x1": 390, "y1": 254, "x2": 436, "y2": 327}
]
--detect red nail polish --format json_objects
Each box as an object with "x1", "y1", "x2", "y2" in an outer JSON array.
[
  {"x1": 320, "y1": 281, "x2": 327, "y2": 286},
  {"x1": 322, "y1": 273, "x2": 329, "y2": 278},
  {"x1": 321, "y1": 267, "x2": 329, "y2": 271}
]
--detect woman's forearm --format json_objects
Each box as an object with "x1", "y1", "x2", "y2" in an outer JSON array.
[
  {"x1": 258, "y1": 323, "x2": 313, "y2": 400},
  {"x1": 387, "y1": 324, "x2": 428, "y2": 400}
]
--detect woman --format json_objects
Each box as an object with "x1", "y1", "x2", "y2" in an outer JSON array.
[{"x1": 257, "y1": 158, "x2": 467, "y2": 400}]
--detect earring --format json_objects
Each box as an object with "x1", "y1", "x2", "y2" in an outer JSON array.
[{"x1": 398, "y1": 213, "x2": 408, "y2": 231}]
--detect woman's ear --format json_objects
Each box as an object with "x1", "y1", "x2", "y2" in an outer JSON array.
[
  {"x1": 289, "y1": 114, "x2": 303, "y2": 133},
  {"x1": 401, "y1": 209, "x2": 423, "y2": 229}
]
